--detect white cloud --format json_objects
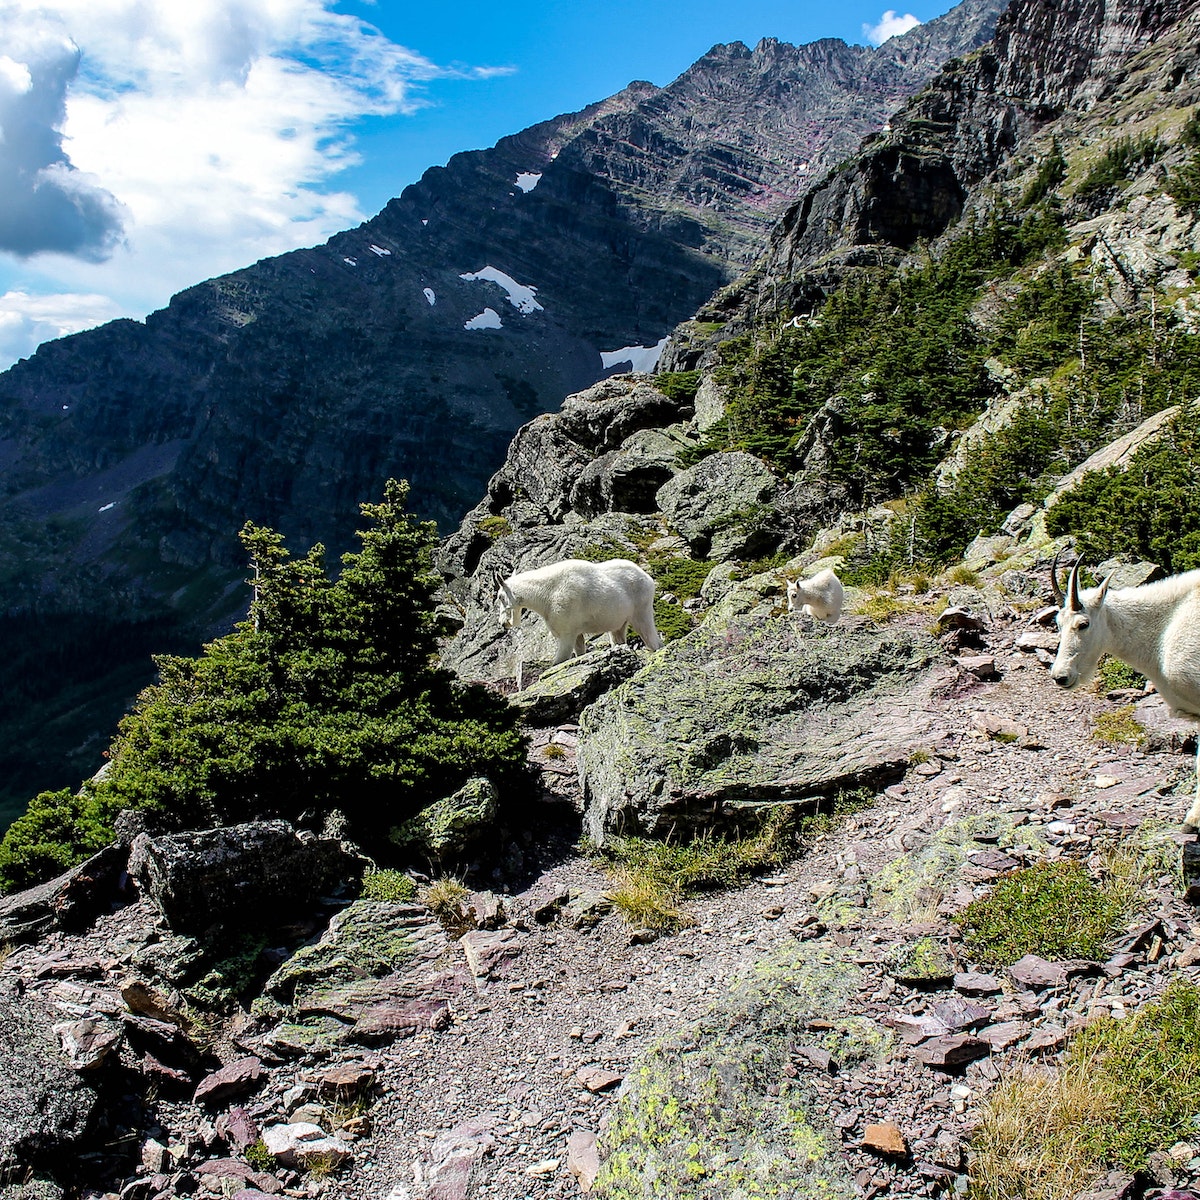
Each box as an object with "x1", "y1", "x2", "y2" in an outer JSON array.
[
  {"x1": 863, "y1": 10, "x2": 922, "y2": 44},
  {"x1": 0, "y1": 288, "x2": 122, "y2": 365},
  {"x1": 0, "y1": 0, "x2": 512, "y2": 367}
]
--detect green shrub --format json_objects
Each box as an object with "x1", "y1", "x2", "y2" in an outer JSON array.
[
  {"x1": 653, "y1": 370, "x2": 702, "y2": 403},
  {"x1": 646, "y1": 555, "x2": 712, "y2": 601},
  {"x1": 1047, "y1": 403, "x2": 1200, "y2": 573},
  {"x1": 1075, "y1": 134, "x2": 1164, "y2": 203},
  {"x1": 915, "y1": 403, "x2": 1061, "y2": 562},
  {"x1": 0, "y1": 480, "x2": 526, "y2": 893},
  {"x1": 956, "y1": 860, "x2": 1126, "y2": 964},
  {"x1": 1021, "y1": 141, "x2": 1067, "y2": 207},
  {"x1": 477, "y1": 515, "x2": 512, "y2": 540},
  {"x1": 1092, "y1": 706, "x2": 1147, "y2": 748},
  {"x1": 361, "y1": 868, "x2": 417, "y2": 902},
  {"x1": 0, "y1": 787, "x2": 125, "y2": 893},
  {"x1": 1096, "y1": 657, "x2": 1146, "y2": 691}
]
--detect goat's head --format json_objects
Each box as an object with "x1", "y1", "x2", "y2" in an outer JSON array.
[
  {"x1": 492, "y1": 571, "x2": 522, "y2": 630},
  {"x1": 1049, "y1": 559, "x2": 1112, "y2": 690},
  {"x1": 785, "y1": 577, "x2": 801, "y2": 613}
]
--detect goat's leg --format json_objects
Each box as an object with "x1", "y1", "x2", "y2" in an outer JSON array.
[
  {"x1": 1186, "y1": 742, "x2": 1200, "y2": 832},
  {"x1": 609, "y1": 625, "x2": 628, "y2": 647},
  {"x1": 575, "y1": 633, "x2": 588, "y2": 656},
  {"x1": 552, "y1": 634, "x2": 577, "y2": 665}
]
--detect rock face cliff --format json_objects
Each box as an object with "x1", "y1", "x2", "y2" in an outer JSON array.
[
  {"x1": 0, "y1": 0, "x2": 1005, "y2": 820},
  {"x1": 663, "y1": 0, "x2": 1200, "y2": 362}
]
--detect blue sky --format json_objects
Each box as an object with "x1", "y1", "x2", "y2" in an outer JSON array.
[{"x1": 0, "y1": 0, "x2": 957, "y2": 369}]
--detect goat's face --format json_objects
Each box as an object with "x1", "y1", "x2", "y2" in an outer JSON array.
[
  {"x1": 493, "y1": 575, "x2": 521, "y2": 630},
  {"x1": 785, "y1": 578, "x2": 801, "y2": 613},
  {"x1": 1050, "y1": 561, "x2": 1111, "y2": 690}
]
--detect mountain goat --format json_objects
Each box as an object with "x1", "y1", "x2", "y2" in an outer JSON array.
[
  {"x1": 1050, "y1": 558, "x2": 1200, "y2": 828},
  {"x1": 494, "y1": 558, "x2": 663, "y2": 666},
  {"x1": 786, "y1": 568, "x2": 844, "y2": 624}
]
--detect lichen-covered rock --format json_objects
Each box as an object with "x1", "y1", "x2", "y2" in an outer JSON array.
[
  {"x1": 655, "y1": 451, "x2": 780, "y2": 558},
  {"x1": 263, "y1": 900, "x2": 445, "y2": 1007},
  {"x1": 509, "y1": 646, "x2": 646, "y2": 726},
  {"x1": 577, "y1": 589, "x2": 943, "y2": 844},
  {"x1": 592, "y1": 943, "x2": 862, "y2": 1198},
  {"x1": 127, "y1": 821, "x2": 361, "y2": 935},
  {"x1": 391, "y1": 777, "x2": 499, "y2": 862},
  {"x1": 0, "y1": 980, "x2": 97, "y2": 1183}
]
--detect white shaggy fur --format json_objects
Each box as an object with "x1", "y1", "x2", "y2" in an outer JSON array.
[
  {"x1": 1051, "y1": 561, "x2": 1200, "y2": 828},
  {"x1": 785, "y1": 568, "x2": 844, "y2": 624},
  {"x1": 495, "y1": 558, "x2": 663, "y2": 666}
]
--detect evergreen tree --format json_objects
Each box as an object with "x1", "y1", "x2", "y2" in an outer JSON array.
[{"x1": 0, "y1": 480, "x2": 526, "y2": 892}]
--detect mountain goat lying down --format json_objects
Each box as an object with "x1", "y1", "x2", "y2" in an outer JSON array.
[
  {"x1": 786, "y1": 568, "x2": 844, "y2": 624},
  {"x1": 494, "y1": 558, "x2": 663, "y2": 667},
  {"x1": 1050, "y1": 558, "x2": 1200, "y2": 829}
]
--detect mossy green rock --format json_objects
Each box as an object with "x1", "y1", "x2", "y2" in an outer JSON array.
[
  {"x1": 263, "y1": 900, "x2": 441, "y2": 1007},
  {"x1": 509, "y1": 645, "x2": 645, "y2": 725},
  {"x1": 390, "y1": 776, "x2": 499, "y2": 861},
  {"x1": 593, "y1": 943, "x2": 861, "y2": 1199},
  {"x1": 578, "y1": 604, "x2": 942, "y2": 844}
]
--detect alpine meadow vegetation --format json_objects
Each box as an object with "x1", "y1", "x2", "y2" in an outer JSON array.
[{"x1": 0, "y1": 480, "x2": 526, "y2": 893}]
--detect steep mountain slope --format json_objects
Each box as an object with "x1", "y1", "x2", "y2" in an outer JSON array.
[
  {"x1": 0, "y1": 0, "x2": 1004, "y2": 824},
  {"x1": 440, "y1": 0, "x2": 1200, "y2": 685}
]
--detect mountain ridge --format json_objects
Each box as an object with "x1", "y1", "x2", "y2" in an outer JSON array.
[{"x1": 0, "y1": 0, "x2": 1006, "y2": 822}]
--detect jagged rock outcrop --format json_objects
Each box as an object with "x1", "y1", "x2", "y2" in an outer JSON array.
[
  {"x1": 662, "y1": 0, "x2": 1200, "y2": 366},
  {"x1": 127, "y1": 821, "x2": 362, "y2": 935},
  {"x1": 0, "y1": 1, "x2": 1006, "y2": 819}
]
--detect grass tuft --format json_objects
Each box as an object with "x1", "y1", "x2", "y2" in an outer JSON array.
[
  {"x1": 597, "y1": 811, "x2": 794, "y2": 932},
  {"x1": 969, "y1": 979, "x2": 1200, "y2": 1199},
  {"x1": 420, "y1": 875, "x2": 470, "y2": 916}
]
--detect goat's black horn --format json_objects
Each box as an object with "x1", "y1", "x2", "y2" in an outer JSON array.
[
  {"x1": 1050, "y1": 550, "x2": 1064, "y2": 607},
  {"x1": 1067, "y1": 561, "x2": 1083, "y2": 611}
]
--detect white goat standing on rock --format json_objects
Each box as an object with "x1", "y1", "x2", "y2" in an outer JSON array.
[
  {"x1": 1050, "y1": 558, "x2": 1200, "y2": 828},
  {"x1": 786, "y1": 568, "x2": 844, "y2": 624},
  {"x1": 494, "y1": 558, "x2": 663, "y2": 667}
]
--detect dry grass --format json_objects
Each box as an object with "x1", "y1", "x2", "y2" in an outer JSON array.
[
  {"x1": 969, "y1": 1061, "x2": 1119, "y2": 1200},
  {"x1": 971, "y1": 978, "x2": 1200, "y2": 1198},
  {"x1": 420, "y1": 875, "x2": 470, "y2": 916}
]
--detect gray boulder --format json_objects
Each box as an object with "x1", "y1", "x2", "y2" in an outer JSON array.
[
  {"x1": 655, "y1": 451, "x2": 780, "y2": 558},
  {"x1": 578, "y1": 593, "x2": 943, "y2": 844},
  {"x1": 568, "y1": 426, "x2": 688, "y2": 519},
  {"x1": 508, "y1": 646, "x2": 646, "y2": 726},
  {"x1": 127, "y1": 821, "x2": 361, "y2": 935},
  {"x1": 0, "y1": 980, "x2": 97, "y2": 1183},
  {"x1": 390, "y1": 778, "x2": 499, "y2": 863}
]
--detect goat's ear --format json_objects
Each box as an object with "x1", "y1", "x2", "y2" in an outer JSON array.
[{"x1": 1095, "y1": 572, "x2": 1114, "y2": 606}]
